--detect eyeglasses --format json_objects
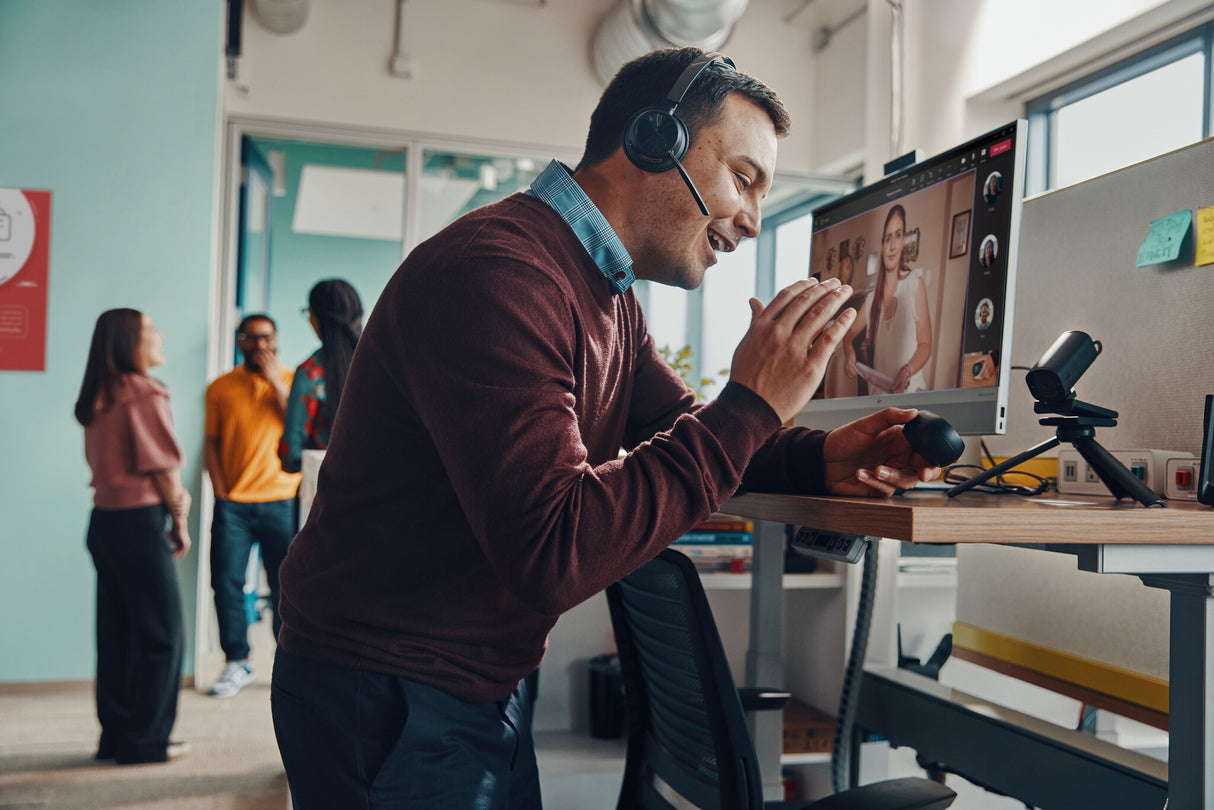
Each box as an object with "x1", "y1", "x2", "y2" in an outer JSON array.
[
  {"x1": 238, "y1": 331, "x2": 276, "y2": 342},
  {"x1": 300, "y1": 307, "x2": 311, "y2": 319}
]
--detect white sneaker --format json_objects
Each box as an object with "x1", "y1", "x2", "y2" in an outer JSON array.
[{"x1": 210, "y1": 661, "x2": 255, "y2": 698}]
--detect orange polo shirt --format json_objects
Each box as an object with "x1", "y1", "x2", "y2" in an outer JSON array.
[{"x1": 205, "y1": 365, "x2": 300, "y2": 503}]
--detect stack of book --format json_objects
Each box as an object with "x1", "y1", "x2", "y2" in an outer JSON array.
[{"x1": 672, "y1": 514, "x2": 754, "y2": 571}]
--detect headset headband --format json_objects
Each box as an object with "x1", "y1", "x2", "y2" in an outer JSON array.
[{"x1": 665, "y1": 52, "x2": 736, "y2": 112}]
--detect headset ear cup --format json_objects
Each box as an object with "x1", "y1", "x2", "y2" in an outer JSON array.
[{"x1": 623, "y1": 107, "x2": 688, "y2": 173}]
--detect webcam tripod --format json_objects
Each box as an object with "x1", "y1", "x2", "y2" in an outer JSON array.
[{"x1": 946, "y1": 397, "x2": 1166, "y2": 507}]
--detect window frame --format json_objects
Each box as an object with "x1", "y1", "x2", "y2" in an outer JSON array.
[{"x1": 1025, "y1": 21, "x2": 1214, "y2": 195}]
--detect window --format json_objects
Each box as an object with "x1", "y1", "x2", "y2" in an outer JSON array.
[
  {"x1": 634, "y1": 180, "x2": 854, "y2": 399},
  {"x1": 416, "y1": 150, "x2": 546, "y2": 245},
  {"x1": 1026, "y1": 22, "x2": 1214, "y2": 193}
]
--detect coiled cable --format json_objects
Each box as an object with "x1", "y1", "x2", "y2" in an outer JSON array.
[{"x1": 831, "y1": 537, "x2": 878, "y2": 793}]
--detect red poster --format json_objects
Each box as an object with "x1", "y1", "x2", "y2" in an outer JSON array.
[{"x1": 0, "y1": 189, "x2": 51, "y2": 371}]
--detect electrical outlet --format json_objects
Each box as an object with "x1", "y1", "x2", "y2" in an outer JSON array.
[
  {"x1": 1061, "y1": 459, "x2": 1079, "y2": 483},
  {"x1": 1056, "y1": 448, "x2": 1192, "y2": 498},
  {"x1": 1166, "y1": 457, "x2": 1200, "y2": 500}
]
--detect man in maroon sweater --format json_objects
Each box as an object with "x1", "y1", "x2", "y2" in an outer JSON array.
[{"x1": 272, "y1": 48, "x2": 939, "y2": 809}]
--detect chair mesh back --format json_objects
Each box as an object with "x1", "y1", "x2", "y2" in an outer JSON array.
[
  {"x1": 618, "y1": 568, "x2": 719, "y2": 783},
  {"x1": 607, "y1": 550, "x2": 760, "y2": 810}
]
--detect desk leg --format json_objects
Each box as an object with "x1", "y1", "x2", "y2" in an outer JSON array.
[
  {"x1": 746, "y1": 519, "x2": 786, "y2": 801},
  {"x1": 1142, "y1": 574, "x2": 1214, "y2": 810}
]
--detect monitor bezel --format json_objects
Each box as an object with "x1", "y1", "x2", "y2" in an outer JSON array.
[{"x1": 796, "y1": 120, "x2": 1027, "y2": 437}]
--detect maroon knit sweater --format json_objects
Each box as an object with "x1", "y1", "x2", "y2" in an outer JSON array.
[{"x1": 277, "y1": 192, "x2": 828, "y2": 702}]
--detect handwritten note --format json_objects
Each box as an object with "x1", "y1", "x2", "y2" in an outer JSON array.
[
  {"x1": 1136, "y1": 210, "x2": 1191, "y2": 267},
  {"x1": 1197, "y1": 206, "x2": 1214, "y2": 267}
]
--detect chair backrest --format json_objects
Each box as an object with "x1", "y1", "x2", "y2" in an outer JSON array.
[{"x1": 605, "y1": 548, "x2": 764, "y2": 810}]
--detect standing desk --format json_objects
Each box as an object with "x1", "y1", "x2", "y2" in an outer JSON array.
[{"x1": 723, "y1": 489, "x2": 1214, "y2": 809}]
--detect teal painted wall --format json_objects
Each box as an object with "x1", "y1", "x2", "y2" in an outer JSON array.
[
  {"x1": 248, "y1": 139, "x2": 404, "y2": 367},
  {"x1": 0, "y1": 2, "x2": 222, "y2": 681}
]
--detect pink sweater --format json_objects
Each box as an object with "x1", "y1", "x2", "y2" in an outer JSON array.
[
  {"x1": 84, "y1": 374, "x2": 183, "y2": 510},
  {"x1": 278, "y1": 192, "x2": 827, "y2": 702}
]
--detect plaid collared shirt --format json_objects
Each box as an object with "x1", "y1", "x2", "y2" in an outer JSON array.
[{"x1": 525, "y1": 160, "x2": 635, "y2": 295}]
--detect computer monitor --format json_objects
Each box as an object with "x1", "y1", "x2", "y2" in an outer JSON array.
[{"x1": 799, "y1": 120, "x2": 1026, "y2": 436}]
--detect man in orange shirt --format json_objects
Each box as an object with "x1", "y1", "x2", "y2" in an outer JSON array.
[{"x1": 204, "y1": 314, "x2": 300, "y2": 697}]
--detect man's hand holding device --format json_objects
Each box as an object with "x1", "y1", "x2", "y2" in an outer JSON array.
[{"x1": 823, "y1": 408, "x2": 952, "y2": 497}]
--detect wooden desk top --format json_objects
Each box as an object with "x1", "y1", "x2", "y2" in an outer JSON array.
[{"x1": 724, "y1": 490, "x2": 1214, "y2": 545}]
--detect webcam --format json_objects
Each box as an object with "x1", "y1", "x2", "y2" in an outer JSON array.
[
  {"x1": 950, "y1": 328, "x2": 1164, "y2": 506},
  {"x1": 1024, "y1": 331, "x2": 1102, "y2": 405}
]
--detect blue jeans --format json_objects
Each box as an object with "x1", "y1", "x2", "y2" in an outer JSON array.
[
  {"x1": 272, "y1": 648, "x2": 542, "y2": 809},
  {"x1": 210, "y1": 498, "x2": 295, "y2": 661}
]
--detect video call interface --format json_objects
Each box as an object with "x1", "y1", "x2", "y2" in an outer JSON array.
[{"x1": 809, "y1": 124, "x2": 1019, "y2": 401}]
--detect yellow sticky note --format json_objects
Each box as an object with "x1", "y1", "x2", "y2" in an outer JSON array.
[{"x1": 1197, "y1": 206, "x2": 1214, "y2": 267}]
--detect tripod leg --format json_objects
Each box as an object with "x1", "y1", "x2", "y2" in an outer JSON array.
[
  {"x1": 1071, "y1": 436, "x2": 1166, "y2": 507},
  {"x1": 947, "y1": 437, "x2": 1061, "y2": 497}
]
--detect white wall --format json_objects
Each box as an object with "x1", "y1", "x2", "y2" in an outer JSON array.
[
  {"x1": 806, "y1": 0, "x2": 870, "y2": 173},
  {"x1": 225, "y1": 0, "x2": 828, "y2": 173}
]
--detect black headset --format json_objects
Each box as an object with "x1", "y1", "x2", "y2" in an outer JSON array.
[
  {"x1": 622, "y1": 52, "x2": 736, "y2": 215},
  {"x1": 623, "y1": 51, "x2": 735, "y2": 172}
]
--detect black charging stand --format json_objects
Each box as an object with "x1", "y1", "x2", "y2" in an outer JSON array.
[{"x1": 946, "y1": 395, "x2": 1166, "y2": 507}]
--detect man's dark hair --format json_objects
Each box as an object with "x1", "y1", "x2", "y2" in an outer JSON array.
[
  {"x1": 237, "y1": 313, "x2": 276, "y2": 336},
  {"x1": 577, "y1": 47, "x2": 790, "y2": 170}
]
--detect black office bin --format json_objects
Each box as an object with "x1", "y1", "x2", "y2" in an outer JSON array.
[{"x1": 587, "y1": 653, "x2": 625, "y2": 738}]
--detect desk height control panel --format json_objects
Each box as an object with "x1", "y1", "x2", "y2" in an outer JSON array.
[{"x1": 791, "y1": 527, "x2": 874, "y2": 564}]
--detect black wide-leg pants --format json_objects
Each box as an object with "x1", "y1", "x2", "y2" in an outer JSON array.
[{"x1": 86, "y1": 504, "x2": 184, "y2": 764}]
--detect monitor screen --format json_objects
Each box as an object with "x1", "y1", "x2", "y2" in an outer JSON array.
[{"x1": 798, "y1": 120, "x2": 1025, "y2": 436}]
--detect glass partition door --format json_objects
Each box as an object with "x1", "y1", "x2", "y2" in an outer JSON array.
[{"x1": 414, "y1": 149, "x2": 547, "y2": 246}]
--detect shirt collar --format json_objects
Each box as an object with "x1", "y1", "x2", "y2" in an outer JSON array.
[{"x1": 526, "y1": 160, "x2": 634, "y2": 295}]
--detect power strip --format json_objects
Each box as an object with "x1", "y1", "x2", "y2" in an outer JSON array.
[
  {"x1": 791, "y1": 527, "x2": 873, "y2": 563},
  {"x1": 1056, "y1": 448, "x2": 1193, "y2": 498}
]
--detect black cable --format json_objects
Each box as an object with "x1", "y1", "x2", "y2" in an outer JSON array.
[
  {"x1": 832, "y1": 538, "x2": 878, "y2": 793},
  {"x1": 943, "y1": 464, "x2": 1052, "y2": 496},
  {"x1": 944, "y1": 437, "x2": 1053, "y2": 497},
  {"x1": 979, "y1": 438, "x2": 998, "y2": 468}
]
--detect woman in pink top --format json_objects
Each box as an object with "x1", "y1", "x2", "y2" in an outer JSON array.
[{"x1": 74, "y1": 308, "x2": 191, "y2": 764}]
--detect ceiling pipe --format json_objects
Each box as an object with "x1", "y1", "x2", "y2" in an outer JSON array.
[
  {"x1": 887, "y1": 0, "x2": 904, "y2": 159},
  {"x1": 591, "y1": 0, "x2": 749, "y2": 85}
]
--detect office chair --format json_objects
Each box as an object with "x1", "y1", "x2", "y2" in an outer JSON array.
[{"x1": 605, "y1": 548, "x2": 956, "y2": 810}]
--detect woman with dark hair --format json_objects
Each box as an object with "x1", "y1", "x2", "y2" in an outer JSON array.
[
  {"x1": 278, "y1": 279, "x2": 364, "y2": 473},
  {"x1": 842, "y1": 203, "x2": 933, "y2": 394},
  {"x1": 75, "y1": 308, "x2": 189, "y2": 764}
]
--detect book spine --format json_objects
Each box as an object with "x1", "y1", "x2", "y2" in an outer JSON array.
[
  {"x1": 677, "y1": 545, "x2": 753, "y2": 562},
  {"x1": 674, "y1": 531, "x2": 753, "y2": 545},
  {"x1": 692, "y1": 520, "x2": 754, "y2": 532}
]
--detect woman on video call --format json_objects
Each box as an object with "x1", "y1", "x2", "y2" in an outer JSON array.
[{"x1": 842, "y1": 203, "x2": 933, "y2": 394}]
